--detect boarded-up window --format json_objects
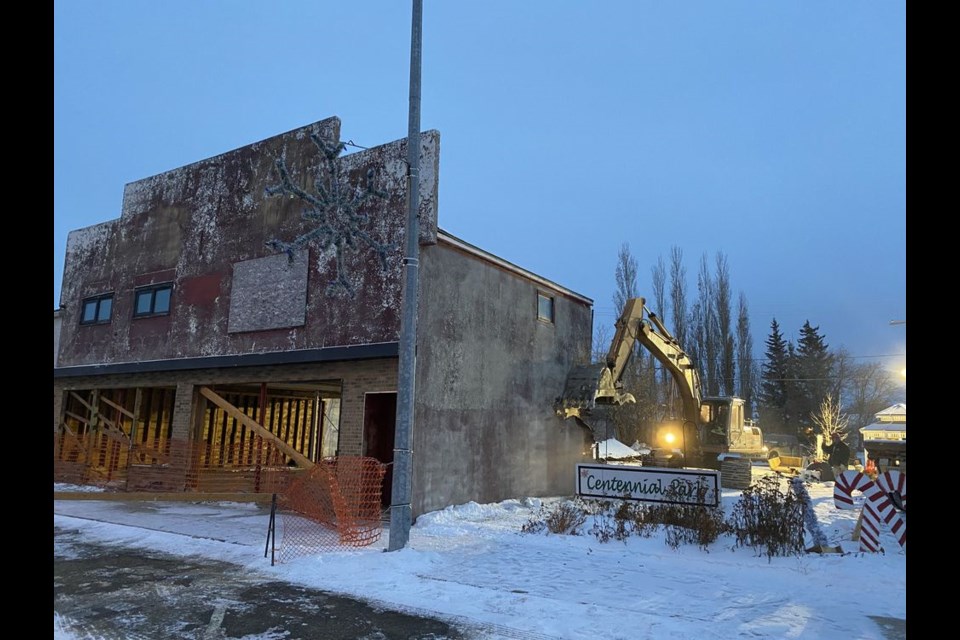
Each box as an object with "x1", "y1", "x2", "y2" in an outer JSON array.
[{"x1": 228, "y1": 251, "x2": 309, "y2": 333}]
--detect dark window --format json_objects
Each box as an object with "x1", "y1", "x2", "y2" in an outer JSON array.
[
  {"x1": 537, "y1": 293, "x2": 554, "y2": 323},
  {"x1": 133, "y1": 284, "x2": 173, "y2": 318},
  {"x1": 80, "y1": 294, "x2": 113, "y2": 325}
]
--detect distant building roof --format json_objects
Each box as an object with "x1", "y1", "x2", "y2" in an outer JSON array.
[
  {"x1": 861, "y1": 422, "x2": 908, "y2": 433},
  {"x1": 876, "y1": 403, "x2": 906, "y2": 417}
]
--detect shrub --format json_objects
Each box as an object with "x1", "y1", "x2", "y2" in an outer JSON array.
[
  {"x1": 521, "y1": 499, "x2": 588, "y2": 536},
  {"x1": 727, "y1": 475, "x2": 805, "y2": 559}
]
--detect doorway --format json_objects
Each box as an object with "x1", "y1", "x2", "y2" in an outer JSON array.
[{"x1": 363, "y1": 392, "x2": 397, "y2": 509}]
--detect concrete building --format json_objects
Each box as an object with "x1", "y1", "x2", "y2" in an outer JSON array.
[
  {"x1": 54, "y1": 117, "x2": 594, "y2": 517},
  {"x1": 54, "y1": 308, "x2": 63, "y2": 367}
]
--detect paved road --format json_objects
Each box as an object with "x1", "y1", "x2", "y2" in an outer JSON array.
[{"x1": 54, "y1": 525, "x2": 468, "y2": 640}]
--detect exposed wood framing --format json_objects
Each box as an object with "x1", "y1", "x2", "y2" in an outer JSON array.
[
  {"x1": 130, "y1": 388, "x2": 143, "y2": 444},
  {"x1": 131, "y1": 444, "x2": 170, "y2": 465},
  {"x1": 65, "y1": 410, "x2": 91, "y2": 425},
  {"x1": 99, "y1": 395, "x2": 136, "y2": 420},
  {"x1": 59, "y1": 420, "x2": 90, "y2": 457},
  {"x1": 199, "y1": 387, "x2": 314, "y2": 469}
]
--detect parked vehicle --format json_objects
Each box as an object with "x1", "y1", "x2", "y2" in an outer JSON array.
[{"x1": 763, "y1": 433, "x2": 802, "y2": 458}]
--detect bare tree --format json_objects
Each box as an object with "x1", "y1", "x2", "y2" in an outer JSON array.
[
  {"x1": 592, "y1": 322, "x2": 611, "y2": 364},
  {"x1": 714, "y1": 252, "x2": 734, "y2": 396},
  {"x1": 651, "y1": 256, "x2": 669, "y2": 406},
  {"x1": 812, "y1": 394, "x2": 850, "y2": 443},
  {"x1": 736, "y1": 292, "x2": 756, "y2": 417},
  {"x1": 842, "y1": 359, "x2": 900, "y2": 452},
  {"x1": 614, "y1": 243, "x2": 638, "y2": 313},
  {"x1": 692, "y1": 253, "x2": 718, "y2": 396},
  {"x1": 669, "y1": 246, "x2": 688, "y2": 349}
]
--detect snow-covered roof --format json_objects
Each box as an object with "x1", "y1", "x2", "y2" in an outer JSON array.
[
  {"x1": 593, "y1": 438, "x2": 641, "y2": 459},
  {"x1": 861, "y1": 422, "x2": 907, "y2": 432},
  {"x1": 876, "y1": 403, "x2": 906, "y2": 417}
]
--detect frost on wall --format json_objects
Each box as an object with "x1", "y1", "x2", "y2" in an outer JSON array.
[
  {"x1": 227, "y1": 250, "x2": 309, "y2": 333},
  {"x1": 265, "y1": 134, "x2": 394, "y2": 298}
]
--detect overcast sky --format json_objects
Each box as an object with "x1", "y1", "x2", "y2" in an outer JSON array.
[{"x1": 54, "y1": 1, "x2": 906, "y2": 376}]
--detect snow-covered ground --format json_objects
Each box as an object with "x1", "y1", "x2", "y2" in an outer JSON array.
[{"x1": 54, "y1": 472, "x2": 905, "y2": 639}]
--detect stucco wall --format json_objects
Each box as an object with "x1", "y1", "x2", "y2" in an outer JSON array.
[
  {"x1": 58, "y1": 117, "x2": 439, "y2": 367},
  {"x1": 411, "y1": 238, "x2": 593, "y2": 517}
]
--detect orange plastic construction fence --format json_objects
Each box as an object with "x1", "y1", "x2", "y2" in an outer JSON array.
[
  {"x1": 275, "y1": 456, "x2": 388, "y2": 561},
  {"x1": 54, "y1": 434, "x2": 301, "y2": 495}
]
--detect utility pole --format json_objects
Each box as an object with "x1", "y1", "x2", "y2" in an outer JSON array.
[{"x1": 388, "y1": 0, "x2": 423, "y2": 552}]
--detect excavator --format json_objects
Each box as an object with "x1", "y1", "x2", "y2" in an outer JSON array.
[{"x1": 554, "y1": 297, "x2": 765, "y2": 469}]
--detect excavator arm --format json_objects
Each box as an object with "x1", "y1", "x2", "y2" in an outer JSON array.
[
  {"x1": 634, "y1": 305, "x2": 703, "y2": 427},
  {"x1": 554, "y1": 298, "x2": 704, "y2": 461}
]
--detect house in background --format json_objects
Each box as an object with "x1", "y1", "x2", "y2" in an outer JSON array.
[
  {"x1": 860, "y1": 402, "x2": 906, "y2": 473},
  {"x1": 54, "y1": 116, "x2": 594, "y2": 518}
]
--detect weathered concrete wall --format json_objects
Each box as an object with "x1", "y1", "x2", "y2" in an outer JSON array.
[
  {"x1": 54, "y1": 309, "x2": 63, "y2": 367},
  {"x1": 58, "y1": 117, "x2": 440, "y2": 367},
  {"x1": 411, "y1": 237, "x2": 594, "y2": 517}
]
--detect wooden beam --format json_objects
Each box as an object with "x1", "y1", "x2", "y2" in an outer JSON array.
[
  {"x1": 69, "y1": 392, "x2": 97, "y2": 416},
  {"x1": 99, "y1": 395, "x2": 136, "y2": 420},
  {"x1": 96, "y1": 411, "x2": 119, "y2": 432},
  {"x1": 59, "y1": 421, "x2": 90, "y2": 457},
  {"x1": 129, "y1": 388, "x2": 143, "y2": 446},
  {"x1": 199, "y1": 387, "x2": 314, "y2": 469},
  {"x1": 65, "y1": 411, "x2": 91, "y2": 425}
]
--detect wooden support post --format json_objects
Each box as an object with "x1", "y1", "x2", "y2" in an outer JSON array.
[{"x1": 129, "y1": 388, "x2": 143, "y2": 455}]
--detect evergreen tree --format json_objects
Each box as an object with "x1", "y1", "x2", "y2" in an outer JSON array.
[
  {"x1": 758, "y1": 318, "x2": 790, "y2": 434},
  {"x1": 783, "y1": 342, "x2": 805, "y2": 438},
  {"x1": 795, "y1": 321, "x2": 834, "y2": 439}
]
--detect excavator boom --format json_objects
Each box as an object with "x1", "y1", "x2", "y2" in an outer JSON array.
[
  {"x1": 634, "y1": 308, "x2": 702, "y2": 427},
  {"x1": 554, "y1": 297, "x2": 701, "y2": 421}
]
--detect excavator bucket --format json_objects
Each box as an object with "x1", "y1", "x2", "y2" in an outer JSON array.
[
  {"x1": 553, "y1": 363, "x2": 635, "y2": 420},
  {"x1": 553, "y1": 363, "x2": 605, "y2": 418}
]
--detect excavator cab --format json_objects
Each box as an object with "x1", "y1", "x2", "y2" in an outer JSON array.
[
  {"x1": 699, "y1": 396, "x2": 763, "y2": 462},
  {"x1": 701, "y1": 399, "x2": 731, "y2": 446}
]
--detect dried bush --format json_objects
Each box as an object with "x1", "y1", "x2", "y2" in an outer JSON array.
[
  {"x1": 590, "y1": 511, "x2": 616, "y2": 543},
  {"x1": 597, "y1": 485, "x2": 724, "y2": 550},
  {"x1": 546, "y1": 500, "x2": 587, "y2": 535},
  {"x1": 521, "y1": 499, "x2": 588, "y2": 536},
  {"x1": 727, "y1": 475, "x2": 805, "y2": 559},
  {"x1": 649, "y1": 482, "x2": 726, "y2": 550}
]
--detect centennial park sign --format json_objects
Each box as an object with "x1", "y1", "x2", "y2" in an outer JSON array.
[{"x1": 576, "y1": 464, "x2": 720, "y2": 507}]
